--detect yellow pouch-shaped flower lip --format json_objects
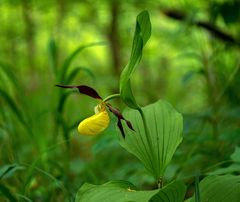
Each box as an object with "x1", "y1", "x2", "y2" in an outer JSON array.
[
  {"x1": 78, "y1": 105, "x2": 110, "y2": 136},
  {"x1": 56, "y1": 84, "x2": 135, "y2": 138}
]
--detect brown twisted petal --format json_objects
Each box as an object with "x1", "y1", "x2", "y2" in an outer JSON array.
[
  {"x1": 56, "y1": 84, "x2": 102, "y2": 99},
  {"x1": 107, "y1": 104, "x2": 135, "y2": 138}
]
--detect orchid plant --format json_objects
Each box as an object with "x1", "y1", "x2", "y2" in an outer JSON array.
[{"x1": 57, "y1": 10, "x2": 186, "y2": 202}]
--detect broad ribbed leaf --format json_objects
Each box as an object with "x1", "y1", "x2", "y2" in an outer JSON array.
[
  {"x1": 120, "y1": 100, "x2": 183, "y2": 179},
  {"x1": 186, "y1": 175, "x2": 240, "y2": 202},
  {"x1": 76, "y1": 180, "x2": 186, "y2": 202},
  {"x1": 120, "y1": 10, "x2": 151, "y2": 109}
]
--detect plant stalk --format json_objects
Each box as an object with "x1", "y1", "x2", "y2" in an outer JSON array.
[
  {"x1": 157, "y1": 177, "x2": 163, "y2": 189},
  {"x1": 103, "y1": 93, "x2": 120, "y2": 102}
]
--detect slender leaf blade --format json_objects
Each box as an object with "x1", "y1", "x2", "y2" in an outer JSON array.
[
  {"x1": 48, "y1": 37, "x2": 58, "y2": 77},
  {"x1": 120, "y1": 10, "x2": 151, "y2": 109},
  {"x1": 0, "y1": 164, "x2": 25, "y2": 180},
  {"x1": 59, "y1": 42, "x2": 105, "y2": 82},
  {"x1": 0, "y1": 88, "x2": 30, "y2": 134}
]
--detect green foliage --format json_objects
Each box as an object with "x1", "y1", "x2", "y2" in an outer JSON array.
[
  {"x1": 57, "y1": 42, "x2": 104, "y2": 83},
  {"x1": 48, "y1": 38, "x2": 100, "y2": 144},
  {"x1": 206, "y1": 146, "x2": 240, "y2": 175},
  {"x1": 186, "y1": 175, "x2": 240, "y2": 202},
  {"x1": 0, "y1": 164, "x2": 25, "y2": 180},
  {"x1": 230, "y1": 146, "x2": 240, "y2": 162},
  {"x1": 0, "y1": 89, "x2": 28, "y2": 131},
  {"x1": 76, "y1": 180, "x2": 186, "y2": 202},
  {"x1": 121, "y1": 100, "x2": 183, "y2": 179},
  {"x1": 0, "y1": 184, "x2": 17, "y2": 202},
  {"x1": 1, "y1": 0, "x2": 240, "y2": 201},
  {"x1": 120, "y1": 10, "x2": 151, "y2": 109}
]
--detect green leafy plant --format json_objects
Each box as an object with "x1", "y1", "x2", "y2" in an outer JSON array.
[{"x1": 62, "y1": 10, "x2": 186, "y2": 201}]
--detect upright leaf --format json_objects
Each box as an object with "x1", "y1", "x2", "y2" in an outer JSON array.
[
  {"x1": 48, "y1": 38, "x2": 58, "y2": 77},
  {"x1": 120, "y1": 10, "x2": 151, "y2": 109},
  {"x1": 120, "y1": 100, "x2": 183, "y2": 179}
]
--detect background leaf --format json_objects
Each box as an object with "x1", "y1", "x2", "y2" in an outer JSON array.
[
  {"x1": 59, "y1": 42, "x2": 104, "y2": 83},
  {"x1": 230, "y1": 146, "x2": 240, "y2": 163},
  {"x1": 0, "y1": 184, "x2": 17, "y2": 202},
  {"x1": 186, "y1": 175, "x2": 240, "y2": 202},
  {"x1": 120, "y1": 100, "x2": 183, "y2": 179},
  {"x1": 120, "y1": 10, "x2": 151, "y2": 109},
  {"x1": 0, "y1": 164, "x2": 25, "y2": 180},
  {"x1": 76, "y1": 180, "x2": 186, "y2": 202},
  {"x1": 0, "y1": 88, "x2": 31, "y2": 135}
]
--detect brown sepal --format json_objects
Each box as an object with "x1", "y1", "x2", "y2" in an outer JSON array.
[
  {"x1": 117, "y1": 120, "x2": 125, "y2": 139},
  {"x1": 56, "y1": 84, "x2": 102, "y2": 99},
  {"x1": 106, "y1": 104, "x2": 135, "y2": 138}
]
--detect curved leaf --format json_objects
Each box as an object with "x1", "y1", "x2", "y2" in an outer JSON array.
[
  {"x1": 120, "y1": 10, "x2": 151, "y2": 109},
  {"x1": 0, "y1": 88, "x2": 30, "y2": 135},
  {"x1": 0, "y1": 62, "x2": 19, "y2": 89},
  {"x1": 59, "y1": 42, "x2": 105, "y2": 82},
  {"x1": 65, "y1": 66, "x2": 95, "y2": 85},
  {"x1": 120, "y1": 100, "x2": 183, "y2": 179},
  {"x1": 186, "y1": 175, "x2": 240, "y2": 202},
  {"x1": 76, "y1": 180, "x2": 186, "y2": 202},
  {"x1": 0, "y1": 164, "x2": 25, "y2": 180}
]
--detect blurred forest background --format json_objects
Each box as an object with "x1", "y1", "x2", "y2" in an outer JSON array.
[{"x1": 0, "y1": 0, "x2": 240, "y2": 201}]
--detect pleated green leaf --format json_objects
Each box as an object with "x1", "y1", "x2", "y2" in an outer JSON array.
[
  {"x1": 76, "y1": 180, "x2": 186, "y2": 202},
  {"x1": 186, "y1": 175, "x2": 240, "y2": 202},
  {"x1": 120, "y1": 100, "x2": 183, "y2": 179},
  {"x1": 120, "y1": 10, "x2": 151, "y2": 109}
]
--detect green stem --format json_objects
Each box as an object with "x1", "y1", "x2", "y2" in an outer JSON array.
[
  {"x1": 157, "y1": 177, "x2": 163, "y2": 189},
  {"x1": 103, "y1": 93, "x2": 120, "y2": 102}
]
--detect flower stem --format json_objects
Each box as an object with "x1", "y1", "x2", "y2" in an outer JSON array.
[
  {"x1": 103, "y1": 93, "x2": 120, "y2": 102},
  {"x1": 157, "y1": 177, "x2": 163, "y2": 189}
]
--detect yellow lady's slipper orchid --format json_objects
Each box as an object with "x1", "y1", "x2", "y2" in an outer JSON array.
[
  {"x1": 56, "y1": 84, "x2": 134, "y2": 138},
  {"x1": 78, "y1": 104, "x2": 110, "y2": 135}
]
